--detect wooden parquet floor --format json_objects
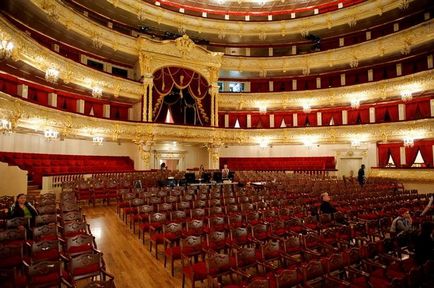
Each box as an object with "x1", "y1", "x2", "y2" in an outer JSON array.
[{"x1": 82, "y1": 206, "x2": 184, "y2": 288}]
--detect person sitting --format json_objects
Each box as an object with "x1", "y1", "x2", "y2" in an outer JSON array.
[
  {"x1": 222, "y1": 164, "x2": 229, "y2": 179},
  {"x1": 319, "y1": 192, "x2": 337, "y2": 214},
  {"x1": 414, "y1": 221, "x2": 434, "y2": 266},
  {"x1": 5, "y1": 193, "x2": 38, "y2": 229},
  {"x1": 391, "y1": 208, "x2": 414, "y2": 236}
]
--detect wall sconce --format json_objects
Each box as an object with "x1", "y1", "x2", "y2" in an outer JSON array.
[
  {"x1": 45, "y1": 66, "x2": 59, "y2": 84},
  {"x1": 92, "y1": 136, "x2": 104, "y2": 146},
  {"x1": 44, "y1": 129, "x2": 58, "y2": 141}
]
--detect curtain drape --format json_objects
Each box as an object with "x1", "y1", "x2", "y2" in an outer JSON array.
[{"x1": 152, "y1": 67, "x2": 210, "y2": 125}]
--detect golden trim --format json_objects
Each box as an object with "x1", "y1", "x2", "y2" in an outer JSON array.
[
  {"x1": 370, "y1": 168, "x2": 434, "y2": 182},
  {"x1": 218, "y1": 70, "x2": 434, "y2": 110},
  {"x1": 105, "y1": 0, "x2": 403, "y2": 38},
  {"x1": 27, "y1": 0, "x2": 431, "y2": 73},
  {"x1": 1, "y1": 92, "x2": 433, "y2": 146}
]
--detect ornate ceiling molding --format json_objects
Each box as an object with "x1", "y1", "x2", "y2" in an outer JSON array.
[
  {"x1": 0, "y1": 17, "x2": 143, "y2": 99},
  {"x1": 1, "y1": 92, "x2": 433, "y2": 146},
  {"x1": 218, "y1": 70, "x2": 434, "y2": 110},
  {"x1": 136, "y1": 35, "x2": 223, "y2": 79},
  {"x1": 1, "y1": 13, "x2": 432, "y2": 109},
  {"x1": 27, "y1": 0, "x2": 433, "y2": 74},
  {"x1": 106, "y1": 0, "x2": 401, "y2": 38},
  {"x1": 221, "y1": 20, "x2": 434, "y2": 72}
]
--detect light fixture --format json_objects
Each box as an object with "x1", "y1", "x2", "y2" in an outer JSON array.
[
  {"x1": 155, "y1": 1, "x2": 161, "y2": 6},
  {"x1": 259, "y1": 105, "x2": 267, "y2": 114},
  {"x1": 403, "y1": 137, "x2": 414, "y2": 147},
  {"x1": 257, "y1": 137, "x2": 270, "y2": 148},
  {"x1": 92, "y1": 136, "x2": 104, "y2": 146},
  {"x1": 302, "y1": 104, "x2": 311, "y2": 113},
  {"x1": 0, "y1": 119, "x2": 12, "y2": 134},
  {"x1": 91, "y1": 86, "x2": 103, "y2": 98},
  {"x1": 350, "y1": 99, "x2": 360, "y2": 109},
  {"x1": 351, "y1": 139, "x2": 361, "y2": 148},
  {"x1": 44, "y1": 129, "x2": 58, "y2": 141},
  {"x1": 401, "y1": 91, "x2": 412, "y2": 102},
  {"x1": 45, "y1": 66, "x2": 59, "y2": 84},
  {"x1": 0, "y1": 39, "x2": 14, "y2": 61}
]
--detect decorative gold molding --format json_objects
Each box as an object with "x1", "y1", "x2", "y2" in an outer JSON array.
[
  {"x1": 218, "y1": 70, "x2": 434, "y2": 110},
  {"x1": 27, "y1": 0, "x2": 431, "y2": 73},
  {"x1": 104, "y1": 0, "x2": 403, "y2": 38},
  {"x1": 221, "y1": 20, "x2": 434, "y2": 72},
  {"x1": 0, "y1": 17, "x2": 143, "y2": 99},
  {"x1": 370, "y1": 168, "x2": 434, "y2": 182},
  {"x1": 136, "y1": 35, "x2": 223, "y2": 77},
  {"x1": 1, "y1": 92, "x2": 433, "y2": 146}
]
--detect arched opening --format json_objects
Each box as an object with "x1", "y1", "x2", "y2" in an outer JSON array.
[{"x1": 152, "y1": 67, "x2": 211, "y2": 126}]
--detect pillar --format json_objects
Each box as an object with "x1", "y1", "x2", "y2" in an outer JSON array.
[
  {"x1": 142, "y1": 76, "x2": 153, "y2": 122},
  {"x1": 208, "y1": 145, "x2": 221, "y2": 170}
]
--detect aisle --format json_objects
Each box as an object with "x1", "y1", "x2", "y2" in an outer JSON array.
[{"x1": 82, "y1": 206, "x2": 183, "y2": 288}]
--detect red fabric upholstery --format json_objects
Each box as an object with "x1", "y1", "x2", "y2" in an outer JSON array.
[
  {"x1": 72, "y1": 263, "x2": 100, "y2": 276},
  {"x1": 219, "y1": 157, "x2": 335, "y2": 171}
]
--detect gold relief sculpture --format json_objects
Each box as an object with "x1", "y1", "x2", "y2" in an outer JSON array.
[
  {"x1": 1, "y1": 91, "x2": 434, "y2": 145},
  {"x1": 370, "y1": 168, "x2": 434, "y2": 183},
  {"x1": 25, "y1": 1, "x2": 432, "y2": 74},
  {"x1": 98, "y1": 0, "x2": 402, "y2": 38}
]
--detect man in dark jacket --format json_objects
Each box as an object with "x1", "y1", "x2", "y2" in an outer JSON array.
[
  {"x1": 319, "y1": 192, "x2": 337, "y2": 214},
  {"x1": 358, "y1": 164, "x2": 366, "y2": 187}
]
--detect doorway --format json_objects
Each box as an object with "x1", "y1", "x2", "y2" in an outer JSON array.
[{"x1": 339, "y1": 158, "x2": 362, "y2": 179}]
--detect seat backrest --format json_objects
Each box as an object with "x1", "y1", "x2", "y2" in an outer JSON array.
[
  {"x1": 28, "y1": 260, "x2": 61, "y2": 286},
  {"x1": 35, "y1": 214, "x2": 57, "y2": 227},
  {"x1": 6, "y1": 217, "x2": 27, "y2": 229},
  {"x1": 33, "y1": 223, "x2": 57, "y2": 240},
  {"x1": 275, "y1": 268, "x2": 302, "y2": 288},
  {"x1": 70, "y1": 253, "x2": 102, "y2": 279}
]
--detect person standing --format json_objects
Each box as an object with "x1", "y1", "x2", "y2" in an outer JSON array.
[
  {"x1": 414, "y1": 221, "x2": 434, "y2": 265},
  {"x1": 357, "y1": 164, "x2": 366, "y2": 187},
  {"x1": 222, "y1": 164, "x2": 229, "y2": 179}
]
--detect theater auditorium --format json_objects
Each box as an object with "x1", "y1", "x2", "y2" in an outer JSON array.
[{"x1": 0, "y1": 0, "x2": 433, "y2": 287}]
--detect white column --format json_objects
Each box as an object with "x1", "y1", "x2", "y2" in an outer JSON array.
[
  {"x1": 247, "y1": 115, "x2": 251, "y2": 128},
  {"x1": 317, "y1": 112, "x2": 322, "y2": 126},
  {"x1": 431, "y1": 99, "x2": 434, "y2": 117},
  {"x1": 396, "y1": 63, "x2": 402, "y2": 76},
  {"x1": 48, "y1": 93, "x2": 57, "y2": 108},
  {"x1": 400, "y1": 147, "x2": 406, "y2": 166},
  {"x1": 291, "y1": 45, "x2": 297, "y2": 55},
  {"x1": 428, "y1": 55, "x2": 433, "y2": 69},
  {"x1": 369, "y1": 107, "x2": 376, "y2": 123},
  {"x1": 293, "y1": 114, "x2": 298, "y2": 127},
  {"x1": 224, "y1": 114, "x2": 229, "y2": 128},
  {"x1": 368, "y1": 69, "x2": 373, "y2": 81},
  {"x1": 316, "y1": 77, "x2": 321, "y2": 89},
  {"x1": 398, "y1": 104, "x2": 406, "y2": 120},
  {"x1": 17, "y1": 84, "x2": 28, "y2": 98},
  {"x1": 292, "y1": 80, "x2": 297, "y2": 90},
  {"x1": 269, "y1": 81, "x2": 274, "y2": 92},
  {"x1": 342, "y1": 110, "x2": 348, "y2": 125},
  {"x1": 270, "y1": 114, "x2": 274, "y2": 128},
  {"x1": 103, "y1": 104, "x2": 110, "y2": 118},
  {"x1": 340, "y1": 74, "x2": 346, "y2": 86},
  {"x1": 76, "y1": 99, "x2": 85, "y2": 114},
  {"x1": 268, "y1": 48, "x2": 273, "y2": 56},
  {"x1": 128, "y1": 107, "x2": 133, "y2": 121}
]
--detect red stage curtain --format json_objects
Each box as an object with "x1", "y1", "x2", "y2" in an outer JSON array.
[
  {"x1": 228, "y1": 114, "x2": 238, "y2": 128},
  {"x1": 405, "y1": 146, "x2": 418, "y2": 167},
  {"x1": 284, "y1": 114, "x2": 293, "y2": 127},
  {"x1": 152, "y1": 67, "x2": 210, "y2": 125},
  {"x1": 260, "y1": 115, "x2": 270, "y2": 128},
  {"x1": 84, "y1": 101, "x2": 93, "y2": 116},
  {"x1": 307, "y1": 113, "x2": 317, "y2": 126},
  {"x1": 322, "y1": 111, "x2": 333, "y2": 126},
  {"x1": 378, "y1": 145, "x2": 390, "y2": 167},
  {"x1": 251, "y1": 114, "x2": 260, "y2": 128},
  {"x1": 274, "y1": 113, "x2": 284, "y2": 128},
  {"x1": 297, "y1": 113, "x2": 307, "y2": 126},
  {"x1": 418, "y1": 142, "x2": 434, "y2": 167},
  {"x1": 238, "y1": 114, "x2": 247, "y2": 128}
]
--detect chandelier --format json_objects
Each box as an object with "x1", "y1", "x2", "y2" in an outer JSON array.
[
  {"x1": 91, "y1": 86, "x2": 103, "y2": 98},
  {"x1": 401, "y1": 91, "x2": 412, "y2": 102},
  {"x1": 45, "y1": 67, "x2": 59, "y2": 84},
  {"x1": 403, "y1": 137, "x2": 414, "y2": 147},
  {"x1": 351, "y1": 139, "x2": 361, "y2": 148},
  {"x1": 350, "y1": 99, "x2": 360, "y2": 109},
  {"x1": 0, "y1": 39, "x2": 14, "y2": 61},
  {"x1": 0, "y1": 119, "x2": 12, "y2": 134},
  {"x1": 44, "y1": 129, "x2": 59, "y2": 141},
  {"x1": 302, "y1": 104, "x2": 311, "y2": 113},
  {"x1": 92, "y1": 136, "x2": 104, "y2": 146}
]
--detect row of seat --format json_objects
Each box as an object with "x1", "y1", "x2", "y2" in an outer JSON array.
[{"x1": 0, "y1": 192, "x2": 114, "y2": 287}]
